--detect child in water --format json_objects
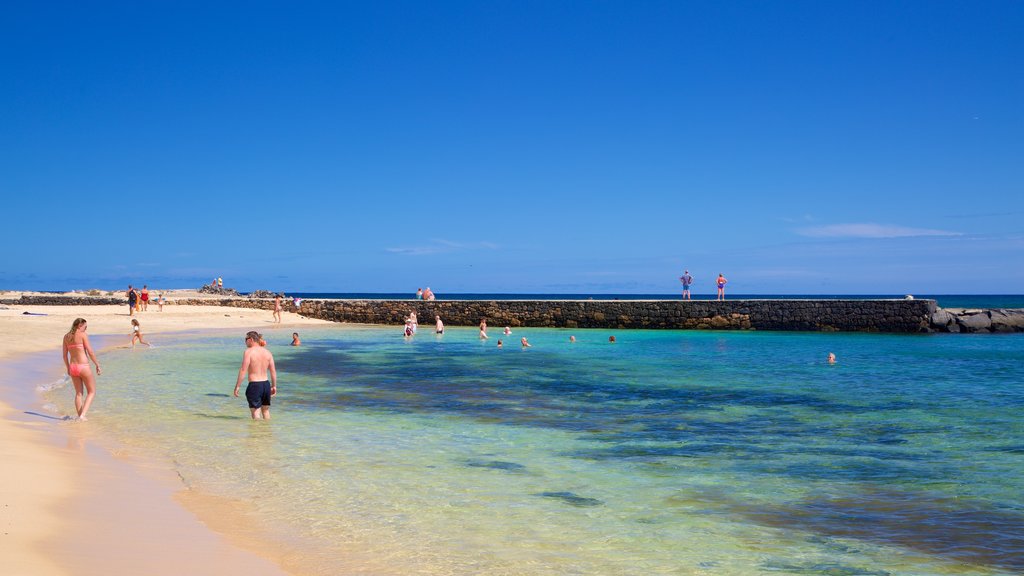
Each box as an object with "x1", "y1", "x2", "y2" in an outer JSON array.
[{"x1": 131, "y1": 319, "x2": 151, "y2": 349}]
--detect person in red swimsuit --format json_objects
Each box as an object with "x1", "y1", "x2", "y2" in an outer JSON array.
[{"x1": 140, "y1": 285, "x2": 150, "y2": 311}]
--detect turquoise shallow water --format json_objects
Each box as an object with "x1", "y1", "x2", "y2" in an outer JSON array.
[{"x1": 43, "y1": 326, "x2": 1024, "y2": 575}]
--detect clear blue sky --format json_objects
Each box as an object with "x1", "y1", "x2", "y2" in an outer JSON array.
[{"x1": 2, "y1": 1, "x2": 1021, "y2": 294}]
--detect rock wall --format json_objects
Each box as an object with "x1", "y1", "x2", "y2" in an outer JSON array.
[
  {"x1": 0, "y1": 296, "x2": 126, "y2": 306},
  {"x1": 8, "y1": 295, "x2": 1021, "y2": 333},
  {"x1": 178, "y1": 298, "x2": 939, "y2": 333}
]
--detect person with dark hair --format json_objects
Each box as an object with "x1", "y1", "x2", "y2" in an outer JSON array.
[{"x1": 127, "y1": 285, "x2": 138, "y2": 316}]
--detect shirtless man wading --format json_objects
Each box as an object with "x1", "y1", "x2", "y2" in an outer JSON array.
[{"x1": 233, "y1": 330, "x2": 278, "y2": 420}]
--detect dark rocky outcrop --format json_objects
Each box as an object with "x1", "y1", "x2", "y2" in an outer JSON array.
[
  {"x1": 198, "y1": 284, "x2": 239, "y2": 296},
  {"x1": 931, "y1": 308, "x2": 1024, "y2": 333}
]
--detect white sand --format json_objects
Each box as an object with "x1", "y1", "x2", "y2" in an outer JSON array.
[{"x1": 0, "y1": 293, "x2": 331, "y2": 575}]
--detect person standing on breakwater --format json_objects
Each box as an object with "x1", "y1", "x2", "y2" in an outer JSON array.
[
  {"x1": 127, "y1": 285, "x2": 138, "y2": 316},
  {"x1": 415, "y1": 288, "x2": 423, "y2": 299},
  {"x1": 234, "y1": 330, "x2": 277, "y2": 420},
  {"x1": 679, "y1": 270, "x2": 693, "y2": 300},
  {"x1": 716, "y1": 273, "x2": 728, "y2": 301},
  {"x1": 273, "y1": 294, "x2": 282, "y2": 324},
  {"x1": 423, "y1": 287, "x2": 435, "y2": 301},
  {"x1": 62, "y1": 318, "x2": 101, "y2": 421}
]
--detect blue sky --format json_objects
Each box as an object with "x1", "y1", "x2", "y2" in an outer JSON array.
[{"x1": 2, "y1": 1, "x2": 1021, "y2": 294}]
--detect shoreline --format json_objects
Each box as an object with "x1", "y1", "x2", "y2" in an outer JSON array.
[{"x1": 0, "y1": 300, "x2": 331, "y2": 576}]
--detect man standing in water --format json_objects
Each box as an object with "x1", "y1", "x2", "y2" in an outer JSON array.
[{"x1": 233, "y1": 330, "x2": 278, "y2": 420}]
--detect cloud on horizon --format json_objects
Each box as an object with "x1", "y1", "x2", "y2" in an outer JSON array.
[
  {"x1": 796, "y1": 223, "x2": 962, "y2": 239},
  {"x1": 385, "y1": 239, "x2": 499, "y2": 256}
]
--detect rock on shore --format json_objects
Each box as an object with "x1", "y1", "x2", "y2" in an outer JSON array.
[{"x1": 930, "y1": 308, "x2": 1024, "y2": 333}]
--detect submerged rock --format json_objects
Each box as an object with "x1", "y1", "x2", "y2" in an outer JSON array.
[{"x1": 534, "y1": 491, "x2": 603, "y2": 507}]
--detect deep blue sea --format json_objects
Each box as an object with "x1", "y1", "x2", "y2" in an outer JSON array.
[
  {"x1": 284, "y1": 293, "x2": 1024, "y2": 309},
  {"x1": 41, "y1": 325, "x2": 1024, "y2": 575}
]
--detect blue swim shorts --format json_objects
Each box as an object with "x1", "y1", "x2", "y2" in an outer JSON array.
[{"x1": 245, "y1": 380, "x2": 272, "y2": 409}]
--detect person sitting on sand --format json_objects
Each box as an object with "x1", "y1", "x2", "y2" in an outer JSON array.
[
  {"x1": 291, "y1": 332, "x2": 301, "y2": 346},
  {"x1": 131, "y1": 319, "x2": 151, "y2": 349},
  {"x1": 62, "y1": 318, "x2": 101, "y2": 421},
  {"x1": 521, "y1": 337, "x2": 531, "y2": 348}
]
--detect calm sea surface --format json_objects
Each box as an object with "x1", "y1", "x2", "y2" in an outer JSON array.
[{"x1": 42, "y1": 326, "x2": 1024, "y2": 575}]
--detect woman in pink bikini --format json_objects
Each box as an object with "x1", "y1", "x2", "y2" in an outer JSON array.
[{"x1": 62, "y1": 318, "x2": 101, "y2": 420}]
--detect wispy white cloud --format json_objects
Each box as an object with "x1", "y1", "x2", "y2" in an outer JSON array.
[
  {"x1": 385, "y1": 239, "x2": 499, "y2": 256},
  {"x1": 796, "y1": 223, "x2": 962, "y2": 239}
]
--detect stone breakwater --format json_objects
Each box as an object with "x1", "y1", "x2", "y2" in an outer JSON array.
[
  {"x1": 184, "y1": 297, "x2": 944, "y2": 333},
  {"x1": 5, "y1": 296, "x2": 1022, "y2": 333}
]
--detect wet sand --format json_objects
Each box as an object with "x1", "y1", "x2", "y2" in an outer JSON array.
[{"x1": 0, "y1": 293, "x2": 331, "y2": 575}]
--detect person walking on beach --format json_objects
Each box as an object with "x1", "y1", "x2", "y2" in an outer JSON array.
[
  {"x1": 716, "y1": 273, "x2": 728, "y2": 301},
  {"x1": 272, "y1": 294, "x2": 282, "y2": 324},
  {"x1": 233, "y1": 330, "x2": 277, "y2": 420},
  {"x1": 679, "y1": 270, "x2": 693, "y2": 300},
  {"x1": 127, "y1": 285, "x2": 138, "y2": 316},
  {"x1": 157, "y1": 293, "x2": 166, "y2": 311},
  {"x1": 130, "y1": 319, "x2": 151, "y2": 348},
  {"x1": 140, "y1": 284, "x2": 150, "y2": 311},
  {"x1": 62, "y1": 318, "x2": 101, "y2": 421}
]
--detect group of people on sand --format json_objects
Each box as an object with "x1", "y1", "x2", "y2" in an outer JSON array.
[
  {"x1": 127, "y1": 284, "x2": 166, "y2": 315},
  {"x1": 678, "y1": 271, "x2": 729, "y2": 301},
  {"x1": 414, "y1": 287, "x2": 436, "y2": 301}
]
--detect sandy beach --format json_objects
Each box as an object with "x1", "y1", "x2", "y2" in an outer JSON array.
[{"x1": 0, "y1": 291, "x2": 331, "y2": 576}]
